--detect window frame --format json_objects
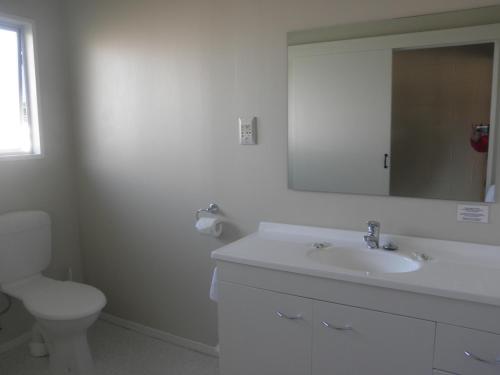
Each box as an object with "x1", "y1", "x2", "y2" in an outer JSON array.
[{"x1": 0, "y1": 13, "x2": 42, "y2": 160}]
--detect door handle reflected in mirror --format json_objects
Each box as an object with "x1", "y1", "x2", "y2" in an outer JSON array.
[{"x1": 384, "y1": 153, "x2": 389, "y2": 169}]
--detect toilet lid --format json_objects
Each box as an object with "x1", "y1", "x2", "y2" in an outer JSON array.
[{"x1": 7, "y1": 277, "x2": 107, "y2": 321}]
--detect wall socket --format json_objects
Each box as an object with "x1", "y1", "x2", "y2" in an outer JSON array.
[{"x1": 239, "y1": 117, "x2": 257, "y2": 145}]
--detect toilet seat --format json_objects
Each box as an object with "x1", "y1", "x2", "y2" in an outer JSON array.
[{"x1": 3, "y1": 276, "x2": 106, "y2": 320}]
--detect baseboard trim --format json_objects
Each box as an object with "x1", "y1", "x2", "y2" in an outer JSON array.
[
  {"x1": 0, "y1": 332, "x2": 31, "y2": 355},
  {"x1": 100, "y1": 313, "x2": 219, "y2": 358}
]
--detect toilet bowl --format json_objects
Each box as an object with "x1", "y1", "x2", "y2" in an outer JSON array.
[{"x1": 0, "y1": 211, "x2": 106, "y2": 375}]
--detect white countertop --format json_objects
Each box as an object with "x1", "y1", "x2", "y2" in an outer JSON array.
[{"x1": 212, "y1": 222, "x2": 500, "y2": 307}]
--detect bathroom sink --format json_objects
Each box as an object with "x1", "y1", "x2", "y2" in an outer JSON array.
[{"x1": 307, "y1": 246, "x2": 421, "y2": 274}]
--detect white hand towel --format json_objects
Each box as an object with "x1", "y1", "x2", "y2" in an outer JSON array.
[{"x1": 210, "y1": 267, "x2": 218, "y2": 302}]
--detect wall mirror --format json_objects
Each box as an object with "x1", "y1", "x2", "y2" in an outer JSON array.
[{"x1": 288, "y1": 7, "x2": 500, "y2": 202}]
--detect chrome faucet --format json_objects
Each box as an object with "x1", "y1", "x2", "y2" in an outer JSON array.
[{"x1": 364, "y1": 221, "x2": 380, "y2": 249}]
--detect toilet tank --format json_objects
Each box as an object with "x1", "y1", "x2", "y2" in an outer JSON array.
[{"x1": 0, "y1": 211, "x2": 51, "y2": 285}]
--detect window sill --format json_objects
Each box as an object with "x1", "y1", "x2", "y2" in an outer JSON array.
[{"x1": 0, "y1": 153, "x2": 43, "y2": 161}]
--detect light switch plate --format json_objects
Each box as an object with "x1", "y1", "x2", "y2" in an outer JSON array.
[{"x1": 239, "y1": 117, "x2": 257, "y2": 145}]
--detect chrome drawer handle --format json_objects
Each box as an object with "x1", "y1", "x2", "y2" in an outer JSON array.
[
  {"x1": 322, "y1": 321, "x2": 353, "y2": 331},
  {"x1": 275, "y1": 311, "x2": 303, "y2": 320},
  {"x1": 464, "y1": 351, "x2": 500, "y2": 365}
]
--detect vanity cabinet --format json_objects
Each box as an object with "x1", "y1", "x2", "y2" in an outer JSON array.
[
  {"x1": 218, "y1": 281, "x2": 435, "y2": 375},
  {"x1": 313, "y1": 301, "x2": 435, "y2": 375},
  {"x1": 213, "y1": 222, "x2": 500, "y2": 375}
]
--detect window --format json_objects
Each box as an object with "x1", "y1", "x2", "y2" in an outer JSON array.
[{"x1": 0, "y1": 16, "x2": 40, "y2": 158}]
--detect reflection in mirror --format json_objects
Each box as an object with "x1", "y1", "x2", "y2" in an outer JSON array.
[
  {"x1": 391, "y1": 43, "x2": 494, "y2": 201},
  {"x1": 288, "y1": 47, "x2": 392, "y2": 196},
  {"x1": 288, "y1": 12, "x2": 499, "y2": 203}
]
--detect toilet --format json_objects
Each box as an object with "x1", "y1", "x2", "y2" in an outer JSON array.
[{"x1": 0, "y1": 211, "x2": 106, "y2": 375}]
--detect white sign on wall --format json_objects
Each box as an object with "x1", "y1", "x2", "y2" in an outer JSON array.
[{"x1": 457, "y1": 205, "x2": 490, "y2": 224}]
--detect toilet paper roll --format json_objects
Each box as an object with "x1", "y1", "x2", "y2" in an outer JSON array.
[{"x1": 195, "y1": 217, "x2": 223, "y2": 238}]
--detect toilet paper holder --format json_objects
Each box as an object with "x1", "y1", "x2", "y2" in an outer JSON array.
[{"x1": 196, "y1": 203, "x2": 220, "y2": 220}]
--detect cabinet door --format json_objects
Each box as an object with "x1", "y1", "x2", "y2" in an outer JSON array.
[
  {"x1": 435, "y1": 323, "x2": 500, "y2": 375},
  {"x1": 218, "y1": 282, "x2": 312, "y2": 375},
  {"x1": 313, "y1": 301, "x2": 435, "y2": 375}
]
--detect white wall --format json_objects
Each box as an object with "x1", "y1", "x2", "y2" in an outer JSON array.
[
  {"x1": 67, "y1": 0, "x2": 500, "y2": 346},
  {"x1": 0, "y1": 0, "x2": 82, "y2": 345}
]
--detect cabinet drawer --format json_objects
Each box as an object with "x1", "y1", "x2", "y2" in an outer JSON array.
[
  {"x1": 313, "y1": 300, "x2": 435, "y2": 375},
  {"x1": 435, "y1": 323, "x2": 500, "y2": 375},
  {"x1": 218, "y1": 282, "x2": 312, "y2": 375}
]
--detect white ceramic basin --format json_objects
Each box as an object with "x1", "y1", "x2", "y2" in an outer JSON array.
[{"x1": 307, "y1": 246, "x2": 421, "y2": 274}]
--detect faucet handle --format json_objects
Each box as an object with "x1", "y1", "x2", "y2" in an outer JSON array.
[{"x1": 367, "y1": 220, "x2": 380, "y2": 226}]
